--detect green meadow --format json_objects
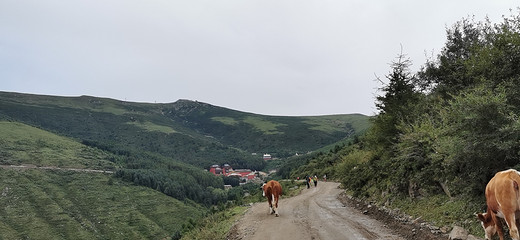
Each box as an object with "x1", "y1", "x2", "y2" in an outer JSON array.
[
  {"x1": 0, "y1": 121, "x2": 115, "y2": 169},
  {"x1": 0, "y1": 169, "x2": 205, "y2": 240}
]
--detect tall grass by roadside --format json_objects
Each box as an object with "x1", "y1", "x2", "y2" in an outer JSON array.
[{"x1": 179, "y1": 206, "x2": 247, "y2": 240}]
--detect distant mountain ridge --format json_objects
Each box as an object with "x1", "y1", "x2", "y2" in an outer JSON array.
[{"x1": 0, "y1": 91, "x2": 370, "y2": 169}]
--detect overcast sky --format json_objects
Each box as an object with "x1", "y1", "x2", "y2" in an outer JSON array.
[{"x1": 1, "y1": 1, "x2": 518, "y2": 116}]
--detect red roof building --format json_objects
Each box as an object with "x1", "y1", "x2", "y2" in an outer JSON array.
[
  {"x1": 209, "y1": 164, "x2": 256, "y2": 181},
  {"x1": 209, "y1": 165, "x2": 226, "y2": 176}
]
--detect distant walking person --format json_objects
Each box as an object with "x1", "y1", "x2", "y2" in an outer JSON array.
[
  {"x1": 305, "y1": 175, "x2": 311, "y2": 189},
  {"x1": 313, "y1": 175, "x2": 318, "y2": 187},
  {"x1": 323, "y1": 174, "x2": 327, "y2": 182}
]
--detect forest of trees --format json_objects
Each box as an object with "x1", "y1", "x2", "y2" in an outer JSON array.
[
  {"x1": 290, "y1": 11, "x2": 520, "y2": 203},
  {"x1": 114, "y1": 166, "x2": 260, "y2": 207}
]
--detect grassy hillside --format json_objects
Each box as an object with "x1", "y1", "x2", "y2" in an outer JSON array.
[
  {"x1": 1, "y1": 119, "x2": 229, "y2": 203},
  {"x1": 163, "y1": 99, "x2": 369, "y2": 158},
  {"x1": 0, "y1": 169, "x2": 205, "y2": 240},
  {"x1": 0, "y1": 121, "x2": 116, "y2": 170},
  {"x1": 0, "y1": 92, "x2": 262, "y2": 169},
  {"x1": 0, "y1": 92, "x2": 369, "y2": 168},
  {"x1": 0, "y1": 121, "x2": 214, "y2": 239}
]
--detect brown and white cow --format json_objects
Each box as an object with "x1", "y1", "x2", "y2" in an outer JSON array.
[
  {"x1": 262, "y1": 180, "x2": 282, "y2": 217},
  {"x1": 477, "y1": 169, "x2": 520, "y2": 240}
]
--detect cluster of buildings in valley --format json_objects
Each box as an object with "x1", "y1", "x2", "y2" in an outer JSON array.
[
  {"x1": 207, "y1": 153, "x2": 275, "y2": 187},
  {"x1": 208, "y1": 163, "x2": 266, "y2": 184}
]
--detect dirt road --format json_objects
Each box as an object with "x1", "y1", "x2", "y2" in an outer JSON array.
[{"x1": 228, "y1": 182, "x2": 407, "y2": 240}]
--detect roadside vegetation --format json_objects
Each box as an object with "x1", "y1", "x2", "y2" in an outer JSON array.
[{"x1": 285, "y1": 9, "x2": 520, "y2": 237}]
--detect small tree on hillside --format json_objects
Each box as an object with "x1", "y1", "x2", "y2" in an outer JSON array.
[
  {"x1": 368, "y1": 52, "x2": 419, "y2": 154},
  {"x1": 359, "y1": 52, "x2": 423, "y2": 197}
]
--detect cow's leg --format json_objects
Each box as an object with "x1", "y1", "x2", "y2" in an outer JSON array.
[
  {"x1": 494, "y1": 214, "x2": 505, "y2": 240},
  {"x1": 268, "y1": 195, "x2": 274, "y2": 214},
  {"x1": 273, "y1": 195, "x2": 279, "y2": 217},
  {"x1": 505, "y1": 213, "x2": 519, "y2": 240}
]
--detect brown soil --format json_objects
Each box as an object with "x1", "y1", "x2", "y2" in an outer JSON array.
[{"x1": 227, "y1": 182, "x2": 447, "y2": 240}]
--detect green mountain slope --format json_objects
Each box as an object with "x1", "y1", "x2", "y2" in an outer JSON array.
[
  {"x1": 166, "y1": 100, "x2": 369, "y2": 157},
  {"x1": 0, "y1": 169, "x2": 205, "y2": 240},
  {"x1": 0, "y1": 121, "x2": 116, "y2": 169},
  {"x1": 0, "y1": 92, "x2": 370, "y2": 168},
  {"x1": 0, "y1": 121, "x2": 206, "y2": 239},
  {"x1": 0, "y1": 119, "x2": 227, "y2": 204},
  {"x1": 0, "y1": 92, "x2": 263, "y2": 169}
]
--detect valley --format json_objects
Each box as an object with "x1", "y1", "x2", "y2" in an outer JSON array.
[{"x1": 0, "y1": 91, "x2": 370, "y2": 239}]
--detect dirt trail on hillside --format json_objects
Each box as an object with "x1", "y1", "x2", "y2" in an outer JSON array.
[{"x1": 228, "y1": 182, "x2": 447, "y2": 240}]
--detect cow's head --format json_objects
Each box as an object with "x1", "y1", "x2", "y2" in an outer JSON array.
[
  {"x1": 261, "y1": 183, "x2": 266, "y2": 197},
  {"x1": 477, "y1": 212, "x2": 496, "y2": 240}
]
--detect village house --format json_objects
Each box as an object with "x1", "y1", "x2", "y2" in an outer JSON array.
[
  {"x1": 208, "y1": 164, "x2": 258, "y2": 182},
  {"x1": 209, "y1": 164, "x2": 226, "y2": 175}
]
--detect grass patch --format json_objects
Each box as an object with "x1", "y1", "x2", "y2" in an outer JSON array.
[
  {"x1": 0, "y1": 121, "x2": 115, "y2": 169},
  {"x1": 89, "y1": 103, "x2": 129, "y2": 115},
  {"x1": 243, "y1": 116, "x2": 286, "y2": 134},
  {"x1": 127, "y1": 121, "x2": 177, "y2": 134},
  {"x1": 304, "y1": 114, "x2": 371, "y2": 134},
  {"x1": 211, "y1": 117, "x2": 239, "y2": 126},
  {"x1": 180, "y1": 206, "x2": 247, "y2": 240}
]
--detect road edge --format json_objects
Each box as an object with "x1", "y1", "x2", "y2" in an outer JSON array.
[{"x1": 337, "y1": 192, "x2": 448, "y2": 240}]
